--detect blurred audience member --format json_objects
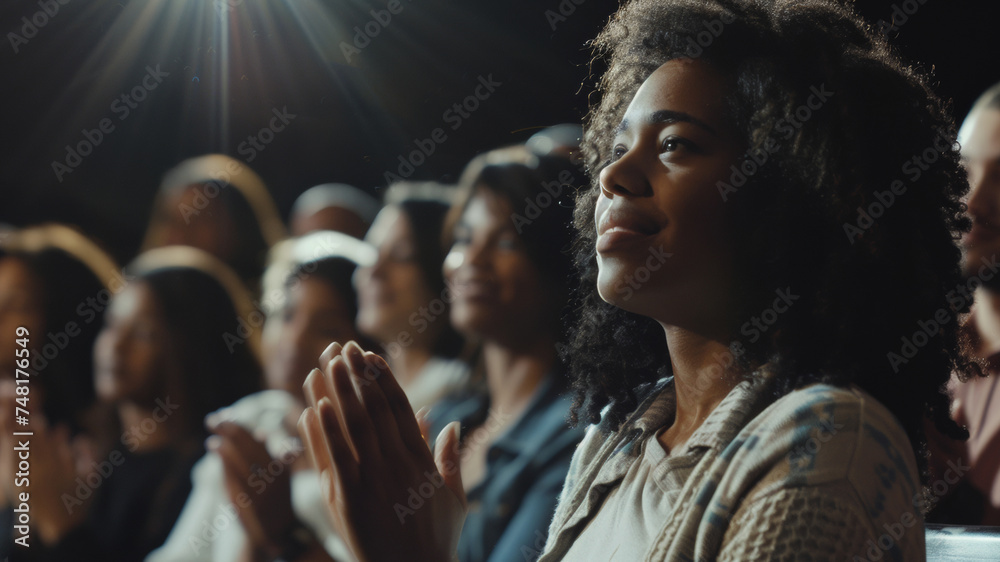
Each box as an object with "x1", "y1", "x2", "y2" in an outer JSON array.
[
  {"x1": 0, "y1": 224, "x2": 119, "y2": 430},
  {"x1": 289, "y1": 183, "x2": 381, "y2": 239},
  {"x1": 149, "y1": 237, "x2": 375, "y2": 562},
  {"x1": 931, "y1": 81, "x2": 1000, "y2": 526},
  {"x1": 259, "y1": 231, "x2": 376, "y2": 318},
  {"x1": 8, "y1": 247, "x2": 262, "y2": 562},
  {"x1": 421, "y1": 146, "x2": 585, "y2": 562},
  {"x1": 354, "y1": 182, "x2": 469, "y2": 413},
  {"x1": 0, "y1": 225, "x2": 120, "y2": 560},
  {"x1": 141, "y1": 154, "x2": 286, "y2": 294}
]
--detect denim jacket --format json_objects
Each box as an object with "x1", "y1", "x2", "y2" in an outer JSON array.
[{"x1": 429, "y1": 375, "x2": 585, "y2": 562}]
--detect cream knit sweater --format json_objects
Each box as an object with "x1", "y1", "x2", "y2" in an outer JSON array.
[{"x1": 537, "y1": 374, "x2": 925, "y2": 561}]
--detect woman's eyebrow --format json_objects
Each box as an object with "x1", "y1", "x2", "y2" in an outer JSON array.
[{"x1": 615, "y1": 110, "x2": 718, "y2": 136}]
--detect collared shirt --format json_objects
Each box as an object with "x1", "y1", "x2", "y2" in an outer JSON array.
[
  {"x1": 538, "y1": 374, "x2": 925, "y2": 561},
  {"x1": 429, "y1": 375, "x2": 586, "y2": 562},
  {"x1": 561, "y1": 428, "x2": 673, "y2": 560}
]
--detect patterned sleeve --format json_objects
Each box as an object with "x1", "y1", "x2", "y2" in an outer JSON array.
[{"x1": 718, "y1": 483, "x2": 882, "y2": 561}]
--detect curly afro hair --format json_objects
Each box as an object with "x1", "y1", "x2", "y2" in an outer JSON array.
[{"x1": 564, "y1": 0, "x2": 979, "y2": 488}]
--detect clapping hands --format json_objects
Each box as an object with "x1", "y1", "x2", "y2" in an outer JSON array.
[{"x1": 297, "y1": 341, "x2": 467, "y2": 562}]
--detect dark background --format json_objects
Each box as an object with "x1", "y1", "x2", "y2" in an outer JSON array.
[{"x1": 1, "y1": 0, "x2": 996, "y2": 264}]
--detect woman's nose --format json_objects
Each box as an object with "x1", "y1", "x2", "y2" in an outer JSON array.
[{"x1": 599, "y1": 148, "x2": 650, "y2": 199}]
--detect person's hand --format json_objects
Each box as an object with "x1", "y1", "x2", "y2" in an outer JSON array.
[
  {"x1": 208, "y1": 420, "x2": 307, "y2": 559},
  {"x1": 298, "y1": 341, "x2": 467, "y2": 562},
  {"x1": 0, "y1": 382, "x2": 89, "y2": 544}
]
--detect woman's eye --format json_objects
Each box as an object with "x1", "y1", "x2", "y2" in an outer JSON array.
[
  {"x1": 661, "y1": 137, "x2": 682, "y2": 153},
  {"x1": 611, "y1": 144, "x2": 627, "y2": 162}
]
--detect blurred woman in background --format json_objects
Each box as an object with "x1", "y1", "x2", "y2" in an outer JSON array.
[
  {"x1": 14, "y1": 247, "x2": 261, "y2": 562},
  {"x1": 0, "y1": 225, "x2": 119, "y2": 561},
  {"x1": 354, "y1": 182, "x2": 468, "y2": 413},
  {"x1": 150, "y1": 234, "x2": 376, "y2": 562},
  {"x1": 141, "y1": 154, "x2": 287, "y2": 295},
  {"x1": 301, "y1": 146, "x2": 587, "y2": 562}
]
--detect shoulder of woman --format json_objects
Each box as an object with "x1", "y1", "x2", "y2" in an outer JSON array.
[{"x1": 731, "y1": 383, "x2": 921, "y2": 518}]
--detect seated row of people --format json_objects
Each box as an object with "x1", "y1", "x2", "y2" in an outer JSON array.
[{"x1": 1, "y1": 143, "x2": 589, "y2": 561}]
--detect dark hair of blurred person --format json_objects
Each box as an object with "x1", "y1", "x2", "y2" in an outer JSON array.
[
  {"x1": 12, "y1": 246, "x2": 263, "y2": 562},
  {"x1": 264, "y1": 250, "x2": 376, "y2": 400},
  {"x1": 141, "y1": 154, "x2": 287, "y2": 295},
  {"x1": 0, "y1": 225, "x2": 119, "y2": 432},
  {"x1": 150, "y1": 243, "x2": 373, "y2": 562},
  {"x1": 355, "y1": 182, "x2": 467, "y2": 412},
  {"x1": 289, "y1": 183, "x2": 381, "y2": 239}
]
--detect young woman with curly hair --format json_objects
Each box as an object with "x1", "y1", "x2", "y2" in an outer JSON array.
[{"x1": 297, "y1": 0, "x2": 977, "y2": 560}]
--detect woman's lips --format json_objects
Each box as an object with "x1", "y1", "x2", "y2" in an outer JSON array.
[
  {"x1": 596, "y1": 206, "x2": 662, "y2": 253},
  {"x1": 596, "y1": 227, "x2": 657, "y2": 252}
]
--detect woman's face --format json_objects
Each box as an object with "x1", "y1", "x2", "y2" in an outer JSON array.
[
  {"x1": 0, "y1": 257, "x2": 45, "y2": 379},
  {"x1": 595, "y1": 59, "x2": 744, "y2": 333},
  {"x1": 961, "y1": 107, "x2": 1000, "y2": 278},
  {"x1": 355, "y1": 206, "x2": 436, "y2": 344},
  {"x1": 262, "y1": 276, "x2": 359, "y2": 399},
  {"x1": 93, "y1": 281, "x2": 170, "y2": 404},
  {"x1": 444, "y1": 188, "x2": 552, "y2": 342}
]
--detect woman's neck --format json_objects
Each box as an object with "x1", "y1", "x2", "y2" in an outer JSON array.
[
  {"x1": 482, "y1": 337, "x2": 554, "y2": 421},
  {"x1": 661, "y1": 325, "x2": 742, "y2": 438},
  {"x1": 385, "y1": 345, "x2": 435, "y2": 391}
]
